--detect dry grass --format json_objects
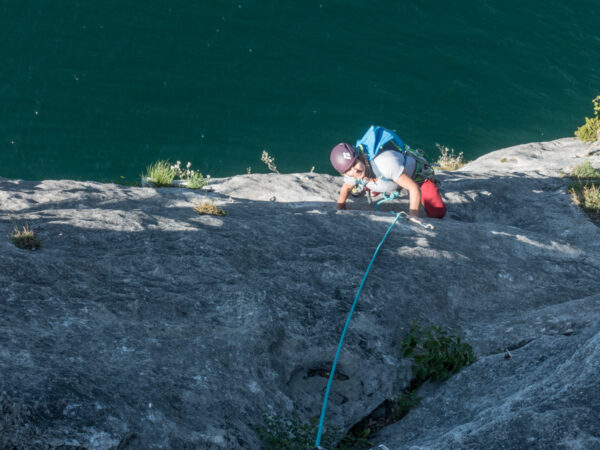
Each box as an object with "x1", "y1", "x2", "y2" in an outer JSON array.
[
  {"x1": 11, "y1": 223, "x2": 41, "y2": 250},
  {"x1": 434, "y1": 143, "x2": 465, "y2": 171},
  {"x1": 193, "y1": 201, "x2": 226, "y2": 216},
  {"x1": 261, "y1": 150, "x2": 279, "y2": 173}
]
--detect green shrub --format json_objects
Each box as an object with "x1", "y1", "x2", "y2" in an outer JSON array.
[
  {"x1": 582, "y1": 184, "x2": 600, "y2": 211},
  {"x1": 144, "y1": 160, "x2": 175, "y2": 187},
  {"x1": 569, "y1": 181, "x2": 600, "y2": 216},
  {"x1": 400, "y1": 323, "x2": 476, "y2": 385},
  {"x1": 571, "y1": 161, "x2": 600, "y2": 179},
  {"x1": 575, "y1": 95, "x2": 600, "y2": 143}
]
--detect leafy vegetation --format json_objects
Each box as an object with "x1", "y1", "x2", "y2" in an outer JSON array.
[
  {"x1": 571, "y1": 161, "x2": 600, "y2": 179},
  {"x1": 568, "y1": 161, "x2": 600, "y2": 220},
  {"x1": 400, "y1": 322, "x2": 476, "y2": 385},
  {"x1": 569, "y1": 181, "x2": 600, "y2": 218},
  {"x1": 575, "y1": 95, "x2": 600, "y2": 143}
]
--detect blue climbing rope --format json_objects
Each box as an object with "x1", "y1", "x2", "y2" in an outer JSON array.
[
  {"x1": 375, "y1": 191, "x2": 401, "y2": 212},
  {"x1": 314, "y1": 211, "x2": 404, "y2": 448}
]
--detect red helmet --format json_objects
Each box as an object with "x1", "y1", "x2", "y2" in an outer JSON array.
[{"x1": 330, "y1": 143, "x2": 358, "y2": 173}]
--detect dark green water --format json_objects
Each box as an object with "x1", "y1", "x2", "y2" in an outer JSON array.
[{"x1": 1, "y1": 1, "x2": 599, "y2": 181}]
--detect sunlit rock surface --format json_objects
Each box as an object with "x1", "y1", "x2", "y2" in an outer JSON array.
[{"x1": 1, "y1": 138, "x2": 599, "y2": 449}]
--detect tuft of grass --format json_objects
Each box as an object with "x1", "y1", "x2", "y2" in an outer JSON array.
[
  {"x1": 571, "y1": 161, "x2": 600, "y2": 179},
  {"x1": 575, "y1": 95, "x2": 600, "y2": 143},
  {"x1": 144, "y1": 160, "x2": 175, "y2": 187},
  {"x1": 434, "y1": 143, "x2": 465, "y2": 171},
  {"x1": 193, "y1": 201, "x2": 226, "y2": 216},
  {"x1": 401, "y1": 322, "x2": 476, "y2": 385},
  {"x1": 11, "y1": 223, "x2": 41, "y2": 250}
]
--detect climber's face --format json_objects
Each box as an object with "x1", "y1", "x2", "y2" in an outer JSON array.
[{"x1": 345, "y1": 159, "x2": 365, "y2": 179}]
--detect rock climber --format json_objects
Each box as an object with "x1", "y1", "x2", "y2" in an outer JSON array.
[{"x1": 329, "y1": 126, "x2": 447, "y2": 219}]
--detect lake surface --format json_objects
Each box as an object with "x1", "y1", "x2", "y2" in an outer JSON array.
[{"x1": 1, "y1": 1, "x2": 599, "y2": 181}]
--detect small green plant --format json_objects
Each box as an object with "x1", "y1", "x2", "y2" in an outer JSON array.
[
  {"x1": 254, "y1": 414, "x2": 339, "y2": 450},
  {"x1": 575, "y1": 95, "x2": 600, "y2": 143},
  {"x1": 193, "y1": 200, "x2": 226, "y2": 216},
  {"x1": 253, "y1": 414, "x2": 372, "y2": 450},
  {"x1": 335, "y1": 428, "x2": 372, "y2": 450},
  {"x1": 144, "y1": 160, "x2": 175, "y2": 187},
  {"x1": 109, "y1": 176, "x2": 142, "y2": 187},
  {"x1": 571, "y1": 161, "x2": 600, "y2": 179},
  {"x1": 569, "y1": 181, "x2": 600, "y2": 217},
  {"x1": 11, "y1": 223, "x2": 41, "y2": 250},
  {"x1": 172, "y1": 161, "x2": 210, "y2": 189},
  {"x1": 393, "y1": 390, "x2": 421, "y2": 421},
  {"x1": 400, "y1": 322, "x2": 476, "y2": 385},
  {"x1": 581, "y1": 184, "x2": 600, "y2": 211},
  {"x1": 261, "y1": 150, "x2": 280, "y2": 173},
  {"x1": 568, "y1": 162, "x2": 600, "y2": 220},
  {"x1": 434, "y1": 143, "x2": 465, "y2": 171}
]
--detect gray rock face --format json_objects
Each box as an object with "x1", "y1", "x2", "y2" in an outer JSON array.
[{"x1": 1, "y1": 138, "x2": 599, "y2": 449}]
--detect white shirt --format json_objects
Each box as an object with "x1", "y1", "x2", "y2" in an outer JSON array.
[{"x1": 344, "y1": 151, "x2": 416, "y2": 193}]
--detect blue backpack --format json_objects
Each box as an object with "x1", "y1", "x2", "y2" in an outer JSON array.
[
  {"x1": 355, "y1": 125, "x2": 406, "y2": 159},
  {"x1": 355, "y1": 125, "x2": 433, "y2": 182}
]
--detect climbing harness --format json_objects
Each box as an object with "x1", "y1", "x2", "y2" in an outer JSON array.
[{"x1": 314, "y1": 210, "x2": 433, "y2": 448}]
